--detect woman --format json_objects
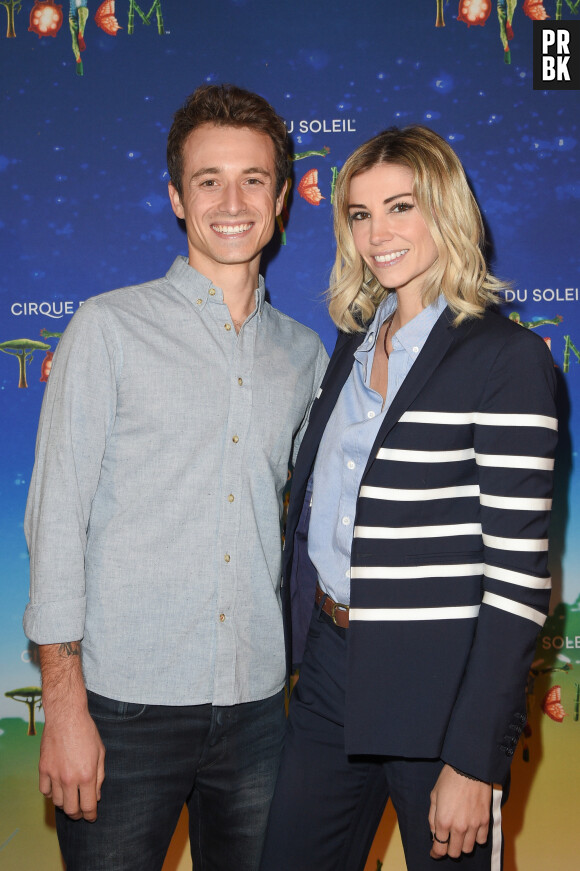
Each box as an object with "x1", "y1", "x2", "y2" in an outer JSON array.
[{"x1": 260, "y1": 127, "x2": 557, "y2": 871}]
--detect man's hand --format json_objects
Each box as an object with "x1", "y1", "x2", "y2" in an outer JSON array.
[
  {"x1": 39, "y1": 706, "x2": 105, "y2": 821},
  {"x1": 38, "y1": 641, "x2": 106, "y2": 821},
  {"x1": 428, "y1": 763, "x2": 491, "y2": 860}
]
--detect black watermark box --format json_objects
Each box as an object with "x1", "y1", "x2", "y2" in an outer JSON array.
[{"x1": 533, "y1": 21, "x2": 580, "y2": 90}]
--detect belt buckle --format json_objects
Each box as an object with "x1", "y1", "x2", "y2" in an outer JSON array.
[{"x1": 330, "y1": 601, "x2": 348, "y2": 625}]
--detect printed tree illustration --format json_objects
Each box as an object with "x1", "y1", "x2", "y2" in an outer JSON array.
[
  {"x1": 5, "y1": 687, "x2": 43, "y2": 736},
  {"x1": 0, "y1": 338, "x2": 51, "y2": 388},
  {"x1": 0, "y1": 0, "x2": 22, "y2": 38}
]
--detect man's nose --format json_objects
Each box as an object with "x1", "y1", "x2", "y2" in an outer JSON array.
[{"x1": 220, "y1": 183, "x2": 246, "y2": 214}]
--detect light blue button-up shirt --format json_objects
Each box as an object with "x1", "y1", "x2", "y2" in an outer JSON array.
[
  {"x1": 24, "y1": 257, "x2": 328, "y2": 706},
  {"x1": 308, "y1": 293, "x2": 447, "y2": 605}
]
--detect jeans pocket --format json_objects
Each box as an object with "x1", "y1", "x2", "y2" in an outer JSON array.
[{"x1": 87, "y1": 689, "x2": 147, "y2": 722}]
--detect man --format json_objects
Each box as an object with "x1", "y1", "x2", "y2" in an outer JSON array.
[{"x1": 24, "y1": 83, "x2": 328, "y2": 871}]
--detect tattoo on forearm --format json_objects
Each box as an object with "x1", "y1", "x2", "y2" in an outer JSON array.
[{"x1": 58, "y1": 642, "x2": 81, "y2": 657}]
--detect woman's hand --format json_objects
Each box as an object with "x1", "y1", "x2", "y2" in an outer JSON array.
[{"x1": 428, "y1": 764, "x2": 491, "y2": 859}]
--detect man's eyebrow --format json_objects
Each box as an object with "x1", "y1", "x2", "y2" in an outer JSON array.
[
  {"x1": 189, "y1": 166, "x2": 273, "y2": 180},
  {"x1": 243, "y1": 167, "x2": 272, "y2": 177},
  {"x1": 190, "y1": 167, "x2": 221, "y2": 179},
  {"x1": 347, "y1": 192, "x2": 413, "y2": 209}
]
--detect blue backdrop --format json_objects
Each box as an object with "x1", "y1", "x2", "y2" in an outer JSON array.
[{"x1": 1, "y1": 2, "x2": 579, "y2": 867}]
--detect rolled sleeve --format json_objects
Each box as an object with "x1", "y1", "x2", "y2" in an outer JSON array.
[
  {"x1": 23, "y1": 596, "x2": 87, "y2": 645},
  {"x1": 23, "y1": 300, "x2": 118, "y2": 645}
]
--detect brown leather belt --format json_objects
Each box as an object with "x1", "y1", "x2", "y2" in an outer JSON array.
[{"x1": 315, "y1": 583, "x2": 349, "y2": 628}]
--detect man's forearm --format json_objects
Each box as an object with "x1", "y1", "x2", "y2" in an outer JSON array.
[
  {"x1": 37, "y1": 640, "x2": 106, "y2": 821},
  {"x1": 39, "y1": 641, "x2": 88, "y2": 716}
]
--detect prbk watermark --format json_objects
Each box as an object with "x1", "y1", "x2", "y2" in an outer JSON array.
[{"x1": 533, "y1": 21, "x2": 580, "y2": 90}]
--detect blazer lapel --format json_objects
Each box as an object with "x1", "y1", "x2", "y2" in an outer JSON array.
[
  {"x1": 361, "y1": 306, "x2": 457, "y2": 480},
  {"x1": 293, "y1": 330, "x2": 363, "y2": 487},
  {"x1": 285, "y1": 329, "x2": 363, "y2": 574}
]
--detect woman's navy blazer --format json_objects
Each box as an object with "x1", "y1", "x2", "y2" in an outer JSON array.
[{"x1": 282, "y1": 305, "x2": 557, "y2": 785}]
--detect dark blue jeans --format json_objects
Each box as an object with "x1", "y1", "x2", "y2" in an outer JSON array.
[{"x1": 56, "y1": 689, "x2": 285, "y2": 871}]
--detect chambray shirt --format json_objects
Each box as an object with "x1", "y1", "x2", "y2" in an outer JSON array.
[
  {"x1": 24, "y1": 256, "x2": 328, "y2": 706},
  {"x1": 308, "y1": 293, "x2": 447, "y2": 605}
]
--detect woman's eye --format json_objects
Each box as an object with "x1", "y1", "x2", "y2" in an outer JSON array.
[
  {"x1": 349, "y1": 211, "x2": 369, "y2": 222},
  {"x1": 392, "y1": 201, "x2": 413, "y2": 213}
]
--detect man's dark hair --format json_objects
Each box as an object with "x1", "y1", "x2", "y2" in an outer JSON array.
[{"x1": 167, "y1": 83, "x2": 291, "y2": 199}]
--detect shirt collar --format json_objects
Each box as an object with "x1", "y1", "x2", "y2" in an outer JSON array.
[
  {"x1": 355, "y1": 293, "x2": 398, "y2": 360},
  {"x1": 166, "y1": 255, "x2": 266, "y2": 317},
  {"x1": 355, "y1": 292, "x2": 447, "y2": 363},
  {"x1": 394, "y1": 293, "x2": 448, "y2": 355}
]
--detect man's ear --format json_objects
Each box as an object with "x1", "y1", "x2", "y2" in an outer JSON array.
[
  {"x1": 168, "y1": 182, "x2": 185, "y2": 220},
  {"x1": 275, "y1": 179, "x2": 288, "y2": 217}
]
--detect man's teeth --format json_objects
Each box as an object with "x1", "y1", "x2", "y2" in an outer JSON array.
[
  {"x1": 212, "y1": 224, "x2": 252, "y2": 235},
  {"x1": 373, "y1": 249, "x2": 409, "y2": 263}
]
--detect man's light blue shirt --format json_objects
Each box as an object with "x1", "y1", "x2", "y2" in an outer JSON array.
[
  {"x1": 308, "y1": 293, "x2": 448, "y2": 605},
  {"x1": 24, "y1": 257, "x2": 328, "y2": 706}
]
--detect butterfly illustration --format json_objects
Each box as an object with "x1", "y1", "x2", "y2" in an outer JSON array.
[
  {"x1": 542, "y1": 685, "x2": 567, "y2": 723},
  {"x1": 297, "y1": 169, "x2": 325, "y2": 206}
]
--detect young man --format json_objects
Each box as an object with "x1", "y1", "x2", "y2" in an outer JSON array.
[{"x1": 24, "y1": 83, "x2": 328, "y2": 871}]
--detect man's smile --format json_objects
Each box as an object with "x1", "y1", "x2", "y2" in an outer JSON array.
[{"x1": 211, "y1": 222, "x2": 254, "y2": 236}]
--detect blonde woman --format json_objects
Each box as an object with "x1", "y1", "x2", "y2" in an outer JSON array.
[{"x1": 260, "y1": 127, "x2": 557, "y2": 871}]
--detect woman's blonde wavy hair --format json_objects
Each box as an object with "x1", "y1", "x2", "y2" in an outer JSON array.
[{"x1": 328, "y1": 126, "x2": 506, "y2": 333}]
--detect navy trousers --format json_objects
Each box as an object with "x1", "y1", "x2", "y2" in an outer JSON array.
[
  {"x1": 260, "y1": 607, "x2": 504, "y2": 871},
  {"x1": 56, "y1": 689, "x2": 285, "y2": 871}
]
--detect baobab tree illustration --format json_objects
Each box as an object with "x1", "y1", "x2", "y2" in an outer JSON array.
[
  {"x1": 5, "y1": 687, "x2": 43, "y2": 736},
  {"x1": 0, "y1": 338, "x2": 51, "y2": 388},
  {"x1": 0, "y1": 0, "x2": 21, "y2": 38}
]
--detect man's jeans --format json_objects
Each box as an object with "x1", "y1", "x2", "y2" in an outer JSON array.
[{"x1": 56, "y1": 689, "x2": 285, "y2": 871}]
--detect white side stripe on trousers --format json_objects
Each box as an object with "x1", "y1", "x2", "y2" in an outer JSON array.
[{"x1": 491, "y1": 786, "x2": 503, "y2": 871}]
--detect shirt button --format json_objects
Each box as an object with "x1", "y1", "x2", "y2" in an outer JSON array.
[
  {"x1": 367, "y1": 410, "x2": 375, "y2": 419},
  {"x1": 196, "y1": 298, "x2": 202, "y2": 306},
  {"x1": 228, "y1": 494, "x2": 235, "y2": 503},
  {"x1": 342, "y1": 516, "x2": 351, "y2": 526},
  {"x1": 209, "y1": 287, "x2": 216, "y2": 296},
  {"x1": 347, "y1": 460, "x2": 355, "y2": 470},
  {"x1": 225, "y1": 323, "x2": 232, "y2": 331},
  {"x1": 219, "y1": 613, "x2": 226, "y2": 622},
  {"x1": 232, "y1": 435, "x2": 239, "y2": 444},
  {"x1": 368, "y1": 332, "x2": 375, "y2": 343},
  {"x1": 345, "y1": 569, "x2": 350, "y2": 578},
  {"x1": 412, "y1": 345, "x2": 419, "y2": 353},
  {"x1": 224, "y1": 554, "x2": 230, "y2": 563},
  {"x1": 238, "y1": 377, "x2": 243, "y2": 386}
]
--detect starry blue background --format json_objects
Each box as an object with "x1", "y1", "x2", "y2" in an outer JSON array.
[{"x1": 1, "y1": 0, "x2": 579, "y2": 712}]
